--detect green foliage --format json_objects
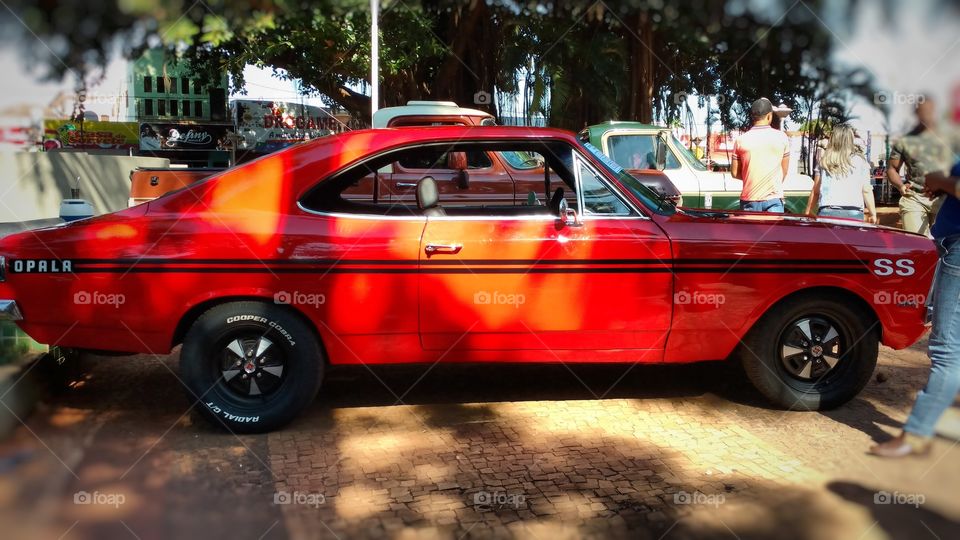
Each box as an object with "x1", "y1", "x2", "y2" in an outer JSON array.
[{"x1": 2, "y1": 0, "x2": 859, "y2": 129}]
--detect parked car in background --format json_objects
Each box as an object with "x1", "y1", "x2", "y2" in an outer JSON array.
[
  {"x1": 369, "y1": 101, "x2": 681, "y2": 206},
  {"x1": 580, "y1": 121, "x2": 814, "y2": 213},
  {"x1": 128, "y1": 167, "x2": 222, "y2": 207},
  {"x1": 127, "y1": 103, "x2": 685, "y2": 209},
  {"x1": 0, "y1": 125, "x2": 936, "y2": 432}
]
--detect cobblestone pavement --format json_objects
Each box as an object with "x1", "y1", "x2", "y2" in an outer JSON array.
[{"x1": 0, "y1": 339, "x2": 957, "y2": 540}]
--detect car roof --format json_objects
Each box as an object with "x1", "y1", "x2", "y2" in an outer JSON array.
[
  {"x1": 581, "y1": 121, "x2": 666, "y2": 141},
  {"x1": 371, "y1": 102, "x2": 495, "y2": 128},
  {"x1": 147, "y1": 125, "x2": 582, "y2": 215},
  {"x1": 302, "y1": 125, "x2": 580, "y2": 156}
]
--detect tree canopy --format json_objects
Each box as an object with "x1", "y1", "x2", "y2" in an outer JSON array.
[{"x1": 3, "y1": 0, "x2": 859, "y2": 130}]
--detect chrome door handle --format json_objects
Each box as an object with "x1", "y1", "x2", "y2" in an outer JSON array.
[
  {"x1": 396, "y1": 182, "x2": 417, "y2": 189},
  {"x1": 425, "y1": 243, "x2": 462, "y2": 255}
]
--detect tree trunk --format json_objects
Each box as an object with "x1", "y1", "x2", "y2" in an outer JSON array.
[
  {"x1": 625, "y1": 12, "x2": 654, "y2": 124},
  {"x1": 431, "y1": 0, "x2": 498, "y2": 113}
]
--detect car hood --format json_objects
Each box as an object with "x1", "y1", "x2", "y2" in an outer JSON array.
[{"x1": 672, "y1": 206, "x2": 930, "y2": 243}]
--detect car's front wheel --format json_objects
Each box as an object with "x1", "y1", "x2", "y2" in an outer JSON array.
[
  {"x1": 738, "y1": 294, "x2": 878, "y2": 410},
  {"x1": 180, "y1": 301, "x2": 324, "y2": 433}
]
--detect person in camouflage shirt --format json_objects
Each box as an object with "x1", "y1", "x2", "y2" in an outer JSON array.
[{"x1": 887, "y1": 98, "x2": 958, "y2": 235}]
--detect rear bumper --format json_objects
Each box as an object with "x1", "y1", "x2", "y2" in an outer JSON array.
[{"x1": 0, "y1": 300, "x2": 22, "y2": 321}]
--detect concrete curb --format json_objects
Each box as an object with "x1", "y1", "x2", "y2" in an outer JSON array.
[{"x1": 0, "y1": 348, "x2": 81, "y2": 439}]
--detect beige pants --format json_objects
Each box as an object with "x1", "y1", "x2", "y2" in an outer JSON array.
[{"x1": 900, "y1": 192, "x2": 944, "y2": 236}]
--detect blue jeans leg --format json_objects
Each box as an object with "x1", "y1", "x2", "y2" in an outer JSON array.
[
  {"x1": 740, "y1": 199, "x2": 785, "y2": 213},
  {"x1": 818, "y1": 208, "x2": 865, "y2": 220},
  {"x1": 903, "y1": 236, "x2": 960, "y2": 437}
]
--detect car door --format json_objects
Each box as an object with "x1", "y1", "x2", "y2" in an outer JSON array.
[{"x1": 418, "y1": 146, "x2": 673, "y2": 360}]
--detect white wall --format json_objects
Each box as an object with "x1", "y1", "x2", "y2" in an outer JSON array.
[{"x1": 0, "y1": 151, "x2": 168, "y2": 222}]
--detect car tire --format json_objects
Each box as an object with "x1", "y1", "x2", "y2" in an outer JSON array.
[
  {"x1": 180, "y1": 301, "x2": 324, "y2": 433},
  {"x1": 737, "y1": 294, "x2": 878, "y2": 411}
]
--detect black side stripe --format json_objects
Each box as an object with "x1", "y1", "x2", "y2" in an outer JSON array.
[
  {"x1": 69, "y1": 257, "x2": 871, "y2": 267},
  {"x1": 69, "y1": 265, "x2": 870, "y2": 275}
]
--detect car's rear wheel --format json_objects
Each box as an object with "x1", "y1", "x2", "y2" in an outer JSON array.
[
  {"x1": 738, "y1": 294, "x2": 878, "y2": 410},
  {"x1": 180, "y1": 302, "x2": 323, "y2": 433}
]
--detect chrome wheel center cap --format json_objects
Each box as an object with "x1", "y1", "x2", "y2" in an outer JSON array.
[
  {"x1": 810, "y1": 345, "x2": 824, "y2": 357},
  {"x1": 243, "y1": 361, "x2": 257, "y2": 374}
]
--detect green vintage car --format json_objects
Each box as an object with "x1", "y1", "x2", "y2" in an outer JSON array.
[{"x1": 578, "y1": 121, "x2": 813, "y2": 213}]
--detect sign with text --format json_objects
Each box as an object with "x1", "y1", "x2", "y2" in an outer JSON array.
[
  {"x1": 234, "y1": 100, "x2": 346, "y2": 153},
  {"x1": 43, "y1": 120, "x2": 138, "y2": 151},
  {"x1": 139, "y1": 123, "x2": 232, "y2": 151}
]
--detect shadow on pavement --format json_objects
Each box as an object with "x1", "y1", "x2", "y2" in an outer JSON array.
[
  {"x1": 829, "y1": 481, "x2": 960, "y2": 539},
  {"x1": 4, "y1": 354, "x2": 957, "y2": 539},
  {"x1": 317, "y1": 360, "x2": 737, "y2": 408}
]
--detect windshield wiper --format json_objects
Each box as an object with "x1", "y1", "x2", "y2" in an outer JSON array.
[{"x1": 680, "y1": 207, "x2": 729, "y2": 218}]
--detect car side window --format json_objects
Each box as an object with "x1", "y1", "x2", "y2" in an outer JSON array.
[
  {"x1": 396, "y1": 149, "x2": 492, "y2": 170},
  {"x1": 300, "y1": 141, "x2": 580, "y2": 217},
  {"x1": 580, "y1": 162, "x2": 633, "y2": 216},
  {"x1": 578, "y1": 161, "x2": 633, "y2": 216}
]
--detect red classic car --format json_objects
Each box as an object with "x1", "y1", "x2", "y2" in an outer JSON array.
[{"x1": 0, "y1": 126, "x2": 936, "y2": 432}]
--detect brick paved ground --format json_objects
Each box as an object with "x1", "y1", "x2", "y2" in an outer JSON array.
[{"x1": 0, "y1": 338, "x2": 957, "y2": 540}]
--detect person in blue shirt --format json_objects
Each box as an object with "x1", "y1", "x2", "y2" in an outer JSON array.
[{"x1": 872, "y1": 161, "x2": 960, "y2": 457}]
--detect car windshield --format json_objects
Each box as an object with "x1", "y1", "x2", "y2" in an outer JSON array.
[
  {"x1": 580, "y1": 142, "x2": 676, "y2": 214},
  {"x1": 671, "y1": 134, "x2": 708, "y2": 171}
]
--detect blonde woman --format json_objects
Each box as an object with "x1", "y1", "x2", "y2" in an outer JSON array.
[{"x1": 805, "y1": 125, "x2": 878, "y2": 223}]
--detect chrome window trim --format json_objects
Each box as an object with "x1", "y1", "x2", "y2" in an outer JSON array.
[
  {"x1": 572, "y1": 153, "x2": 645, "y2": 219},
  {"x1": 296, "y1": 202, "x2": 427, "y2": 221},
  {"x1": 298, "y1": 138, "x2": 650, "y2": 223},
  {"x1": 297, "y1": 202, "x2": 563, "y2": 222}
]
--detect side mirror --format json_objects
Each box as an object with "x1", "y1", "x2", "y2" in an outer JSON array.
[
  {"x1": 655, "y1": 137, "x2": 667, "y2": 171},
  {"x1": 556, "y1": 198, "x2": 581, "y2": 227},
  {"x1": 563, "y1": 207, "x2": 581, "y2": 227}
]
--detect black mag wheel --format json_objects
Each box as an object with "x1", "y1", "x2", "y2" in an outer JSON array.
[
  {"x1": 219, "y1": 334, "x2": 286, "y2": 398},
  {"x1": 738, "y1": 294, "x2": 878, "y2": 411},
  {"x1": 180, "y1": 301, "x2": 324, "y2": 433},
  {"x1": 778, "y1": 316, "x2": 845, "y2": 382}
]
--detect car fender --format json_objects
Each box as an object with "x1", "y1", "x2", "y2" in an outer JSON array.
[
  {"x1": 736, "y1": 273, "x2": 920, "y2": 351},
  {"x1": 172, "y1": 287, "x2": 298, "y2": 345}
]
